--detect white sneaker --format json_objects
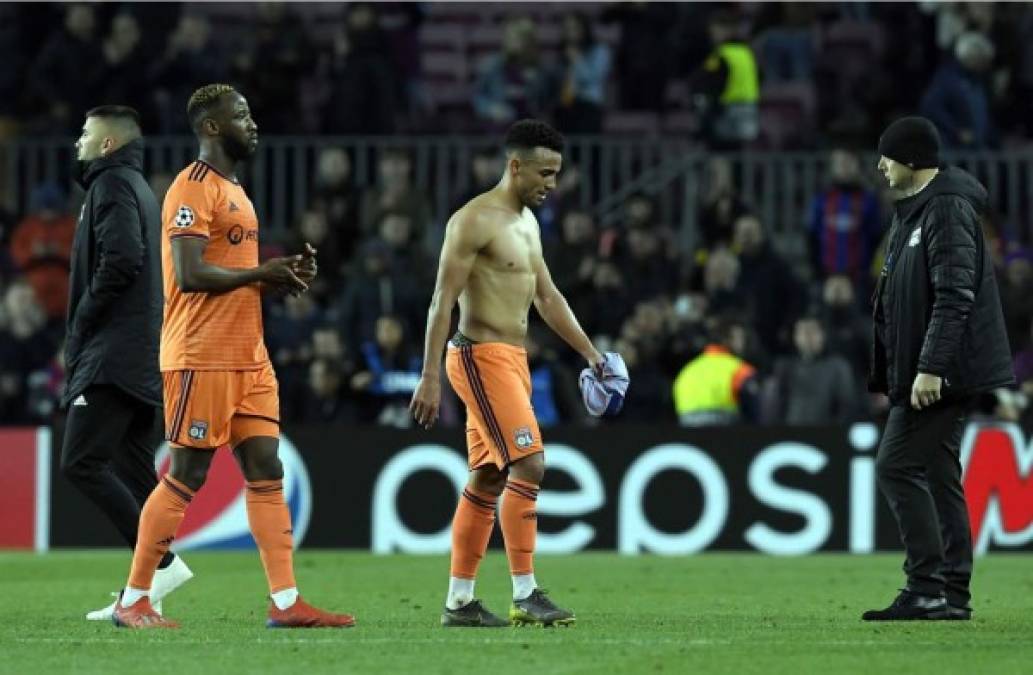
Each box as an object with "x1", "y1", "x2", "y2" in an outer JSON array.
[
  {"x1": 86, "y1": 593, "x2": 162, "y2": 621},
  {"x1": 151, "y1": 555, "x2": 194, "y2": 602},
  {"x1": 84, "y1": 555, "x2": 191, "y2": 621}
]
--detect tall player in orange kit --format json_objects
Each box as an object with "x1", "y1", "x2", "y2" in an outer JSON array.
[{"x1": 112, "y1": 84, "x2": 354, "y2": 629}]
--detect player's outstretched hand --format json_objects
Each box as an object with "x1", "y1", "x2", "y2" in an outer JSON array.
[
  {"x1": 410, "y1": 375, "x2": 441, "y2": 429},
  {"x1": 294, "y1": 243, "x2": 318, "y2": 284},
  {"x1": 258, "y1": 255, "x2": 308, "y2": 294}
]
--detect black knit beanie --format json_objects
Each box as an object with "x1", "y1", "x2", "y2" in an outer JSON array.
[{"x1": 877, "y1": 116, "x2": 941, "y2": 169}]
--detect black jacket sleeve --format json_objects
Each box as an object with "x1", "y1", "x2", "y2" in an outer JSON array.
[
  {"x1": 71, "y1": 175, "x2": 145, "y2": 335},
  {"x1": 917, "y1": 195, "x2": 979, "y2": 376}
]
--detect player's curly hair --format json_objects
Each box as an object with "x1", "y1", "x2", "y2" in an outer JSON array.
[
  {"x1": 186, "y1": 83, "x2": 237, "y2": 132},
  {"x1": 504, "y1": 119, "x2": 565, "y2": 155}
]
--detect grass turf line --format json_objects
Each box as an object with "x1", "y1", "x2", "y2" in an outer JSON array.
[{"x1": 1, "y1": 551, "x2": 1030, "y2": 675}]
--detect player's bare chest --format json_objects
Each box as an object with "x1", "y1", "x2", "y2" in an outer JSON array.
[{"x1": 482, "y1": 220, "x2": 538, "y2": 273}]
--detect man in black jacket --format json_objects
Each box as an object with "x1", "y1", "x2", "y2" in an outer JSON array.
[
  {"x1": 63, "y1": 106, "x2": 192, "y2": 621},
  {"x1": 864, "y1": 117, "x2": 1014, "y2": 621}
]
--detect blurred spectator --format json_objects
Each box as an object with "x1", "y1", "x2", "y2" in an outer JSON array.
[
  {"x1": 299, "y1": 358, "x2": 352, "y2": 423},
  {"x1": 338, "y1": 238, "x2": 424, "y2": 349},
  {"x1": 673, "y1": 315, "x2": 759, "y2": 426},
  {"x1": 350, "y1": 314, "x2": 421, "y2": 427},
  {"x1": 620, "y1": 220, "x2": 678, "y2": 303},
  {"x1": 604, "y1": 190, "x2": 654, "y2": 252},
  {"x1": 0, "y1": 280, "x2": 60, "y2": 422},
  {"x1": 998, "y1": 248, "x2": 1033, "y2": 354},
  {"x1": 689, "y1": 10, "x2": 760, "y2": 149},
  {"x1": 658, "y1": 292, "x2": 709, "y2": 379},
  {"x1": 582, "y1": 260, "x2": 629, "y2": 338},
  {"x1": 453, "y1": 147, "x2": 504, "y2": 210},
  {"x1": 808, "y1": 148, "x2": 883, "y2": 287},
  {"x1": 1011, "y1": 8, "x2": 1033, "y2": 138},
  {"x1": 611, "y1": 337, "x2": 671, "y2": 423},
  {"x1": 733, "y1": 214, "x2": 803, "y2": 356},
  {"x1": 323, "y1": 3, "x2": 398, "y2": 134},
  {"x1": 312, "y1": 147, "x2": 361, "y2": 261},
  {"x1": 99, "y1": 13, "x2": 153, "y2": 128},
  {"x1": 702, "y1": 246, "x2": 744, "y2": 317},
  {"x1": 376, "y1": 211, "x2": 433, "y2": 284},
  {"x1": 10, "y1": 183, "x2": 75, "y2": 319},
  {"x1": 285, "y1": 207, "x2": 343, "y2": 305},
  {"x1": 547, "y1": 209, "x2": 598, "y2": 300},
  {"x1": 312, "y1": 323, "x2": 347, "y2": 362},
  {"x1": 698, "y1": 157, "x2": 750, "y2": 250},
  {"x1": 601, "y1": 2, "x2": 676, "y2": 111},
  {"x1": 819, "y1": 274, "x2": 873, "y2": 382},
  {"x1": 150, "y1": 14, "x2": 228, "y2": 133},
  {"x1": 0, "y1": 4, "x2": 23, "y2": 132},
  {"x1": 524, "y1": 328, "x2": 585, "y2": 427},
  {"x1": 232, "y1": 3, "x2": 315, "y2": 134},
  {"x1": 28, "y1": 3, "x2": 104, "y2": 133},
  {"x1": 553, "y1": 13, "x2": 612, "y2": 133},
  {"x1": 264, "y1": 292, "x2": 322, "y2": 419},
  {"x1": 619, "y1": 301, "x2": 669, "y2": 368},
  {"x1": 757, "y1": 3, "x2": 816, "y2": 82},
  {"x1": 360, "y1": 148, "x2": 433, "y2": 245},
  {"x1": 473, "y1": 17, "x2": 549, "y2": 127},
  {"x1": 768, "y1": 315, "x2": 861, "y2": 424},
  {"x1": 379, "y1": 3, "x2": 428, "y2": 125},
  {"x1": 921, "y1": 32, "x2": 997, "y2": 149}
]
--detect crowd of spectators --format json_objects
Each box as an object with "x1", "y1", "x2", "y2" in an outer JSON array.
[
  {"x1": 3, "y1": 3, "x2": 1033, "y2": 144},
  {"x1": 2, "y1": 2, "x2": 1033, "y2": 429}
]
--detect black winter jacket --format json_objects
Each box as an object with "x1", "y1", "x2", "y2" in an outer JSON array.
[
  {"x1": 63, "y1": 139, "x2": 163, "y2": 407},
  {"x1": 869, "y1": 165, "x2": 1014, "y2": 404}
]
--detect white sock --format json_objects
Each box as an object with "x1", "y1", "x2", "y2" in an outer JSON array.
[
  {"x1": 121, "y1": 587, "x2": 149, "y2": 607},
  {"x1": 446, "y1": 577, "x2": 475, "y2": 610},
  {"x1": 271, "y1": 587, "x2": 299, "y2": 610},
  {"x1": 512, "y1": 573, "x2": 537, "y2": 601}
]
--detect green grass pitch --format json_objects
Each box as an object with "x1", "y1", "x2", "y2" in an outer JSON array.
[{"x1": 1, "y1": 551, "x2": 1030, "y2": 675}]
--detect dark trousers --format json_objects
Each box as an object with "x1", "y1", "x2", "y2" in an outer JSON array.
[
  {"x1": 60, "y1": 385, "x2": 163, "y2": 550},
  {"x1": 875, "y1": 399, "x2": 974, "y2": 605}
]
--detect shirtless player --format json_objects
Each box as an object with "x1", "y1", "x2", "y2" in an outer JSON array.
[{"x1": 410, "y1": 119, "x2": 605, "y2": 627}]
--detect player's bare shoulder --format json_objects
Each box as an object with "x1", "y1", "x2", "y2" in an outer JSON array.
[{"x1": 444, "y1": 193, "x2": 508, "y2": 251}]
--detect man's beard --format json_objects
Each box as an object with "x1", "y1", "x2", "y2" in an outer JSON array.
[
  {"x1": 223, "y1": 135, "x2": 253, "y2": 162},
  {"x1": 72, "y1": 156, "x2": 91, "y2": 186}
]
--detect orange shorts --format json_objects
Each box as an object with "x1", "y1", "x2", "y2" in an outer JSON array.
[
  {"x1": 445, "y1": 341, "x2": 543, "y2": 471},
  {"x1": 162, "y1": 362, "x2": 279, "y2": 450}
]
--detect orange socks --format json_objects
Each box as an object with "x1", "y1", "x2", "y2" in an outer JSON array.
[
  {"x1": 128, "y1": 476, "x2": 193, "y2": 590},
  {"x1": 500, "y1": 479, "x2": 539, "y2": 576},
  {"x1": 126, "y1": 476, "x2": 296, "y2": 596},
  {"x1": 246, "y1": 480, "x2": 297, "y2": 594},
  {"x1": 450, "y1": 487, "x2": 498, "y2": 579}
]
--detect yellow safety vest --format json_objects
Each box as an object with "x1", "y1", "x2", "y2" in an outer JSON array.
[
  {"x1": 673, "y1": 346, "x2": 754, "y2": 415},
  {"x1": 715, "y1": 42, "x2": 759, "y2": 105}
]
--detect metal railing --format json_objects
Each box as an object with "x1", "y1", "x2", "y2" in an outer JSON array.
[{"x1": 3, "y1": 137, "x2": 1032, "y2": 249}]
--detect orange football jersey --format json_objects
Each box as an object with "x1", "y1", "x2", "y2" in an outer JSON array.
[{"x1": 160, "y1": 160, "x2": 269, "y2": 371}]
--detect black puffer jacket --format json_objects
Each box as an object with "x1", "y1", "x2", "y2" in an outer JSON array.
[
  {"x1": 63, "y1": 139, "x2": 163, "y2": 407},
  {"x1": 869, "y1": 165, "x2": 1014, "y2": 404}
]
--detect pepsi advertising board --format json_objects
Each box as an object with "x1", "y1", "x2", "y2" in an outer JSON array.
[{"x1": 43, "y1": 422, "x2": 1033, "y2": 554}]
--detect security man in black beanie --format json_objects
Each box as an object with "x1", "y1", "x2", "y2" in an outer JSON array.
[{"x1": 864, "y1": 116, "x2": 1013, "y2": 620}]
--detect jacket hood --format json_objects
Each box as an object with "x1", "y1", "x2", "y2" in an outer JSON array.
[
  {"x1": 81, "y1": 138, "x2": 145, "y2": 186},
  {"x1": 894, "y1": 165, "x2": 987, "y2": 221}
]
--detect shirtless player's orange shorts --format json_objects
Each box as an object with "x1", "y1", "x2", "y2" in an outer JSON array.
[{"x1": 445, "y1": 332, "x2": 544, "y2": 471}]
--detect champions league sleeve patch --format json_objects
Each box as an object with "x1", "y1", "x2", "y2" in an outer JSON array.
[{"x1": 173, "y1": 205, "x2": 196, "y2": 228}]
